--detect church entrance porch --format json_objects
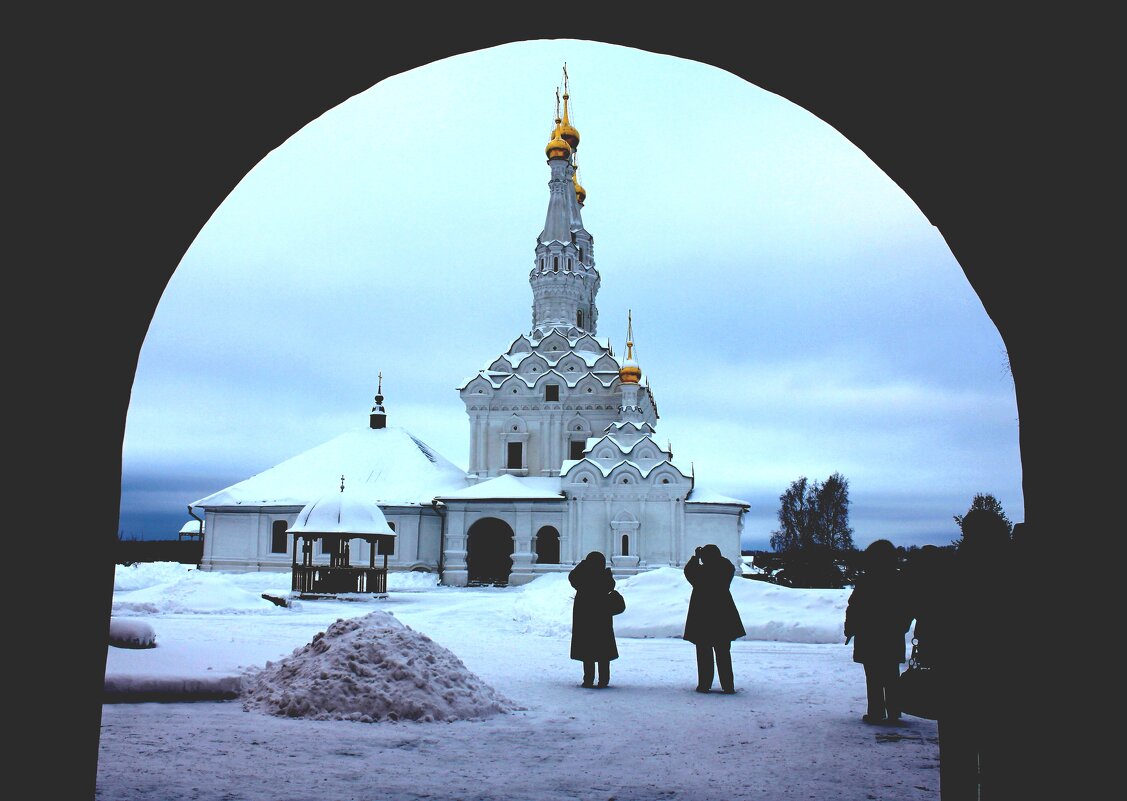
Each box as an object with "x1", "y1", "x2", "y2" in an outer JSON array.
[{"x1": 466, "y1": 518, "x2": 515, "y2": 586}]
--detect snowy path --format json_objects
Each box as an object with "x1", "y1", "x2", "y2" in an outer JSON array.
[{"x1": 97, "y1": 587, "x2": 940, "y2": 800}]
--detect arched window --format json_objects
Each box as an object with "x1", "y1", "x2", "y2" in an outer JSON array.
[
  {"x1": 621, "y1": 534, "x2": 630, "y2": 556},
  {"x1": 577, "y1": 310, "x2": 584, "y2": 328},
  {"x1": 553, "y1": 256, "x2": 559, "y2": 272},
  {"x1": 271, "y1": 520, "x2": 288, "y2": 554},
  {"x1": 534, "y1": 526, "x2": 560, "y2": 564}
]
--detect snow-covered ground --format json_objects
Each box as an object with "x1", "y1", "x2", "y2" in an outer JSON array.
[{"x1": 98, "y1": 563, "x2": 939, "y2": 800}]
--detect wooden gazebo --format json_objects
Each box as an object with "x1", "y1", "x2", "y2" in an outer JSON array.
[{"x1": 288, "y1": 482, "x2": 397, "y2": 597}]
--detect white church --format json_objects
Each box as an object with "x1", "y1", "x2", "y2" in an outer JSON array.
[{"x1": 191, "y1": 72, "x2": 749, "y2": 586}]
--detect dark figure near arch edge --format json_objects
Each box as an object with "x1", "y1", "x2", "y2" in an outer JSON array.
[
  {"x1": 913, "y1": 509, "x2": 1015, "y2": 801},
  {"x1": 569, "y1": 551, "x2": 619, "y2": 688},
  {"x1": 683, "y1": 544, "x2": 745, "y2": 694},
  {"x1": 844, "y1": 538, "x2": 912, "y2": 724}
]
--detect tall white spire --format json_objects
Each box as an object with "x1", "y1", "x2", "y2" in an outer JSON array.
[{"x1": 530, "y1": 66, "x2": 599, "y2": 335}]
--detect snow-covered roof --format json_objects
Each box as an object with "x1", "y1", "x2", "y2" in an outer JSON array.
[
  {"x1": 190, "y1": 426, "x2": 469, "y2": 509},
  {"x1": 436, "y1": 474, "x2": 563, "y2": 501},
  {"x1": 458, "y1": 368, "x2": 620, "y2": 392},
  {"x1": 561, "y1": 457, "x2": 691, "y2": 480},
  {"x1": 289, "y1": 490, "x2": 396, "y2": 536},
  {"x1": 493, "y1": 349, "x2": 610, "y2": 371},
  {"x1": 583, "y1": 432, "x2": 666, "y2": 456},
  {"x1": 179, "y1": 520, "x2": 204, "y2": 534},
  {"x1": 686, "y1": 487, "x2": 751, "y2": 507}
]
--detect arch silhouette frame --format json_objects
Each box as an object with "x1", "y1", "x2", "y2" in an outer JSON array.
[{"x1": 37, "y1": 15, "x2": 1091, "y2": 799}]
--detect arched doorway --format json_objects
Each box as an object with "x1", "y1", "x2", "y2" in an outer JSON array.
[
  {"x1": 534, "y1": 525, "x2": 560, "y2": 564},
  {"x1": 466, "y1": 518, "x2": 515, "y2": 585}
]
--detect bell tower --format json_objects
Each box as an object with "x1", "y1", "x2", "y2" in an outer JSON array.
[{"x1": 530, "y1": 64, "x2": 599, "y2": 335}]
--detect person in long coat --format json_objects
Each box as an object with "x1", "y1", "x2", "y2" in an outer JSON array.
[
  {"x1": 844, "y1": 538, "x2": 912, "y2": 724},
  {"x1": 569, "y1": 551, "x2": 619, "y2": 688},
  {"x1": 683, "y1": 544, "x2": 745, "y2": 693},
  {"x1": 913, "y1": 509, "x2": 1016, "y2": 800}
]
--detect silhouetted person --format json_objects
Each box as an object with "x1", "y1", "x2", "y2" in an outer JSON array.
[
  {"x1": 915, "y1": 509, "x2": 1014, "y2": 800},
  {"x1": 904, "y1": 544, "x2": 950, "y2": 650},
  {"x1": 569, "y1": 551, "x2": 619, "y2": 688},
  {"x1": 683, "y1": 544, "x2": 745, "y2": 693},
  {"x1": 844, "y1": 539, "x2": 911, "y2": 724}
]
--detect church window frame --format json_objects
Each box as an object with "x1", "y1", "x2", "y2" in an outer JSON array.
[
  {"x1": 553, "y1": 256, "x2": 559, "y2": 272},
  {"x1": 270, "y1": 520, "x2": 288, "y2": 554},
  {"x1": 507, "y1": 441, "x2": 524, "y2": 470},
  {"x1": 545, "y1": 384, "x2": 560, "y2": 402}
]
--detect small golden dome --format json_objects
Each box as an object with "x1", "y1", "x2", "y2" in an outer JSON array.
[
  {"x1": 555, "y1": 120, "x2": 580, "y2": 151},
  {"x1": 619, "y1": 360, "x2": 641, "y2": 384},
  {"x1": 574, "y1": 174, "x2": 586, "y2": 204},
  {"x1": 619, "y1": 310, "x2": 641, "y2": 383},
  {"x1": 545, "y1": 135, "x2": 572, "y2": 160}
]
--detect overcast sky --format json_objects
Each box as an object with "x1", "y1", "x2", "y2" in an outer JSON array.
[{"x1": 119, "y1": 39, "x2": 1022, "y2": 549}]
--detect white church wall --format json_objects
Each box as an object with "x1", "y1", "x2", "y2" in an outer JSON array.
[{"x1": 683, "y1": 505, "x2": 745, "y2": 567}]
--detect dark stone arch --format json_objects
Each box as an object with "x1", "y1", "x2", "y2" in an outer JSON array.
[
  {"x1": 51, "y1": 16, "x2": 1093, "y2": 798},
  {"x1": 466, "y1": 517, "x2": 515, "y2": 585}
]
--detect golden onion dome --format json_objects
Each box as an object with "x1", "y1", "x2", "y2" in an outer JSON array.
[
  {"x1": 574, "y1": 174, "x2": 586, "y2": 204},
  {"x1": 619, "y1": 359, "x2": 641, "y2": 384},
  {"x1": 619, "y1": 310, "x2": 641, "y2": 383},
  {"x1": 545, "y1": 135, "x2": 572, "y2": 160},
  {"x1": 555, "y1": 120, "x2": 580, "y2": 151}
]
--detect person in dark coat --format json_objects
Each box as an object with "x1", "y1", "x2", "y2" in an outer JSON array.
[
  {"x1": 569, "y1": 551, "x2": 619, "y2": 688},
  {"x1": 844, "y1": 538, "x2": 911, "y2": 724},
  {"x1": 914, "y1": 509, "x2": 1015, "y2": 800},
  {"x1": 683, "y1": 544, "x2": 745, "y2": 693}
]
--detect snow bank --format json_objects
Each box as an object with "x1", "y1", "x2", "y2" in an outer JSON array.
[
  {"x1": 511, "y1": 567, "x2": 848, "y2": 644},
  {"x1": 113, "y1": 571, "x2": 284, "y2": 615},
  {"x1": 387, "y1": 570, "x2": 442, "y2": 591},
  {"x1": 114, "y1": 561, "x2": 196, "y2": 592},
  {"x1": 511, "y1": 572, "x2": 574, "y2": 636},
  {"x1": 104, "y1": 674, "x2": 242, "y2": 701},
  {"x1": 108, "y1": 618, "x2": 157, "y2": 648},
  {"x1": 242, "y1": 611, "x2": 516, "y2": 723}
]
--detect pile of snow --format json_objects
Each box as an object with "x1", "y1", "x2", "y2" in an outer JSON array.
[
  {"x1": 387, "y1": 570, "x2": 442, "y2": 591},
  {"x1": 510, "y1": 567, "x2": 849, "y2": 644},
  {"x1": 108, "y1": 618, "x2": 157, "y2": 648},
  {"x1": 242, "y1": 611, "x2": 516, "y2": 723},
  {"x1": 114, "y1": 561, "x2": 196, "y2": 592},
  {"x1": 113, "y1": 570, "x2": 284, "y2": 615},
  {"x1": 511, "y1": 572, "x2": 575, "y2": 636}
]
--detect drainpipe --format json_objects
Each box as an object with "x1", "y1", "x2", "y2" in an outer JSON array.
[
  {"x1": 187, "y1": 505, "x2": 204, "y2": 567},
  {"x1": 187, "y1": 505, "x2": 204, "y2": 538},
  {"x1": 432, "y1": 499, "x2": 447, "y2": 580}
]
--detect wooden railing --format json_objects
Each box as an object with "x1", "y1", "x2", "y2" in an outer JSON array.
[{"x1": 291, "y1": 565, "x2": 388, "y2": 595}]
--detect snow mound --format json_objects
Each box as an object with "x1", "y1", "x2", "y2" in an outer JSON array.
[
  {"x1": 113, "y1": 571, "x2": 284, "y2": 615},
  {"x1": 114, "y1": 561, "x2": 196, "y2": 592},
  {"x1": 387, "y1": 570, "x2": 442, "y2": 591},
  {"x1": 510, "y1": 566, "x2": 849, "y2": 644},
  {"x1": 511, "y1": 572, "x2": 574, "y2": 637},
  {"x1": 242, "y1": 611, "x2": 516, "y2": 723},
  {"x1": 108, "y1": 618, "x2": 157, "y2": 648}
]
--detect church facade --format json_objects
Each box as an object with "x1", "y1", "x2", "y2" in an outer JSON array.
[{"x1": 193, "y1": 73, "x2": 749, "y2": 585}]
